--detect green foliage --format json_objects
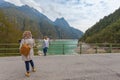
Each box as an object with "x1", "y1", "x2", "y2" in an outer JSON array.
[
  {"x1": 80, "y1": 8, "x2": 120, "y2": 43},
  {"x1": 0, "y1": 7, "x2": 58, "y2": 39},
  {"x1": 0, "y1": 10, "x2": 22, "y2": 43}
]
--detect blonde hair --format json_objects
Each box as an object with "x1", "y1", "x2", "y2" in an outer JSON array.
[
  {"x1": 44, "y1": 36, "x2": 48, "y2": 40},
  {"x1": 22, "y1": 31, "x2": 32, "y2": 39}
]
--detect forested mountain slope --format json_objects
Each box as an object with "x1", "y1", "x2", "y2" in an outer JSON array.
[{"x1": 80, "y1": 8, "x2": 120, "y2": 43}]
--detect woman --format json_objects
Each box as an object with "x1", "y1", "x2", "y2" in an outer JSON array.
[
  {"x1": 42, "y1": 36, "x2": 49, "y2": 56},
  {"x1": 19, "y1": 31, "x2": 36, "y2": 77}
]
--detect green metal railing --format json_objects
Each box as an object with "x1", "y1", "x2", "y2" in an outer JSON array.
[
  {"x1": 36, "y1": 43, "x2": 77, "y2": 55},
  {"x1": 75, "y1": 43, "x2": 120, "y2": 54},
  {"x1": 0, "y1": 43, "x2": 120, "y2": 56}
]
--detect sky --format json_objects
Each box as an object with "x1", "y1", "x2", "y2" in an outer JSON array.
[{"x1": 4, "y1": 0, "x2": 120, "y2": 32}]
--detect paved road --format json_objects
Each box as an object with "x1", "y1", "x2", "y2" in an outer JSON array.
[{"x1": 0, "y1": 53, "x2": 120, "y2": 80}]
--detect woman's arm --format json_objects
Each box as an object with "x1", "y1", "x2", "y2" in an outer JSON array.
[{"x1": 19, "y1": 39, "x2": 24, "y2": 49}]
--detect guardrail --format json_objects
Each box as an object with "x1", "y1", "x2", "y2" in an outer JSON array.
[
  {"x1": 0, "y1": 43, "x2": 19, "y2": 56},
  {"x1": 0, "y1": 43, "x2": 38, "y2": 56},
  {"x1": 46, "y1": 44, "x2": 77, "y2": 55},
  {"x1": 78, "y1": 43, "x2": 120, "y2": 54},
  {"x1": 0, "y1": 43, "x2": 120, "y2": 56}
]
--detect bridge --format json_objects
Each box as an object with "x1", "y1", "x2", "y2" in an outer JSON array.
[{"x1": 0, "y1": 53, "x2": 120, "y2": 80}]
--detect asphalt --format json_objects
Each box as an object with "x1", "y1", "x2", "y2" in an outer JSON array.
[{"x1": 0, "y1": 53, "x2": 120, "y2": 80}]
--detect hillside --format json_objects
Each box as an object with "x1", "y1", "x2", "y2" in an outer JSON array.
[
  {"x1": 0, "y1": 11, "x2": 22, "y2": 43},
  {"x1": 80, "y1": 8, "x2": 120, "y2": 43},
  {"x1": 0, "y1": 0, "x2": 83, "y2": 43}
]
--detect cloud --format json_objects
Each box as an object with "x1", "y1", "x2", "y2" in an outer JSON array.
[
  {"x1": 4, "y1": 0, "x2": 43, "y2": 12},
  {"x1": 4, "y1": 0, "x2": 23, "y2": 6},
  {"x1": 4, "y1": 0, "x2": 120, "y2": 32}
]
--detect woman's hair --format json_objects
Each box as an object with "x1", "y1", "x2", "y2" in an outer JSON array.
[
  {"x1": 44, "y1": 36, "x2": 48, "y2": 40},
  {"x1": 22, "y1": 31, "x2": 32, "y2": 39}
]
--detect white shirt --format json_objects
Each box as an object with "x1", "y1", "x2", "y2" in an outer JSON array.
[{"x1": 42, "y1": 38, "x2": 49, "y2": 48}]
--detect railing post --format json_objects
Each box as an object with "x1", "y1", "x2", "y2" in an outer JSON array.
[
  {"x1": 62, "y1": 44, "x2": 65, "y2": 55},
  {"x1": 95, "y1": 43, "x2": 98, "y2": 53},
  {"x1": 109, "y1": 43, "x2": 112, "y2": 53},
  {"x1": 5, "y1": 44, "x2": 7, "y2": 55},
  {"x1": 80, "y1": 43, "x2": 82, "y2": 54}
]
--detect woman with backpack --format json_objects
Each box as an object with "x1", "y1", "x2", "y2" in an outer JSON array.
[{"x1": 19, "y1": 31, "x2": 36, "y2": 77}]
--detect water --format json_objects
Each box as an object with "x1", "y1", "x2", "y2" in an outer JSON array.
[{"x1": 37, "y1": 39, "x2": 78, "y2": 55}]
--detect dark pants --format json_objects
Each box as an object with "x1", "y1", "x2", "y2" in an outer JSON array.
[
  {"x1": 43, "y1": 47, "x2": 48, "y2": 56},
  {"x1": 25, "y1": 60, "x2": 34, "y2": 72}
]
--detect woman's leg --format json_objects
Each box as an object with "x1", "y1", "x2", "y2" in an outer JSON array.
[
  {"x1": 29, "y1": 60, "x2": 34, "y2": 68},
  {"x1": 25, "y1": 61, "x2": 30, "y2": 77},
  {"x1": 30, "y1": 60, "x2": 36, "y2": 72},
  {"x1": 25, "y1": 61, "x2": 30, "y2": 72},
  {"x1": 43, "y1": 47, "x2": 48, "y2": 56}
]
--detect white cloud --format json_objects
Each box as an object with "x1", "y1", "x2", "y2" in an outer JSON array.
[
  {"x1": 4, "y1": 0, "x2": 23, "y2": 6},
  {"x1": 20, "y1": 0, "x2": 43, "y2": 12},
  {"x1": 4, "y1": 0, "x2": 120, "y2": 32}
]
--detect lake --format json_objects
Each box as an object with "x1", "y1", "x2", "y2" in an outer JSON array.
[{"x1": 37, "y1": 39, "x2": 78, "y2": 55}]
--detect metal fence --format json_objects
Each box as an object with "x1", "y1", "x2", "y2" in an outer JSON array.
[
  {"x1": 0, "y1": 43, "x2": 120, "y2": 56},
  {"x1": 77, "y1": 43, "x2": 120, "y2": 54}
]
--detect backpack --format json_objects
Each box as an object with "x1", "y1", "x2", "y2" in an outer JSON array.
[{"x1": 20, "y1": 40, "x2": 31, "y2": 57}]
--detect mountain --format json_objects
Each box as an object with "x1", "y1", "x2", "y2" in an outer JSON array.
[
  {"x1": 54, "y1": 18, "x2": 83, "y2": 39},
  {"x1": 0, "y1": 0, "x2": 83, "y2": 43},
  {"x1": 80, "y1": 8, "x2": 120, "y2": 43},
  {"x1": 54, "y1": 18, "x2": 70, "y2": 28}
]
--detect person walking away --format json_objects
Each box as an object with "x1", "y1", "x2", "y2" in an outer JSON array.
[
  {"x1": 19, "y1": 31, "x2": 36, "y2": 77},
  {"x1": 42, "y1": 36, "x2": 49, "y2": 56}
]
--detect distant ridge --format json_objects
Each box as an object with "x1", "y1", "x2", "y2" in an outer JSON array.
[{"x1": 54, "y1": 18, "x2": 83, "y2": 39}]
